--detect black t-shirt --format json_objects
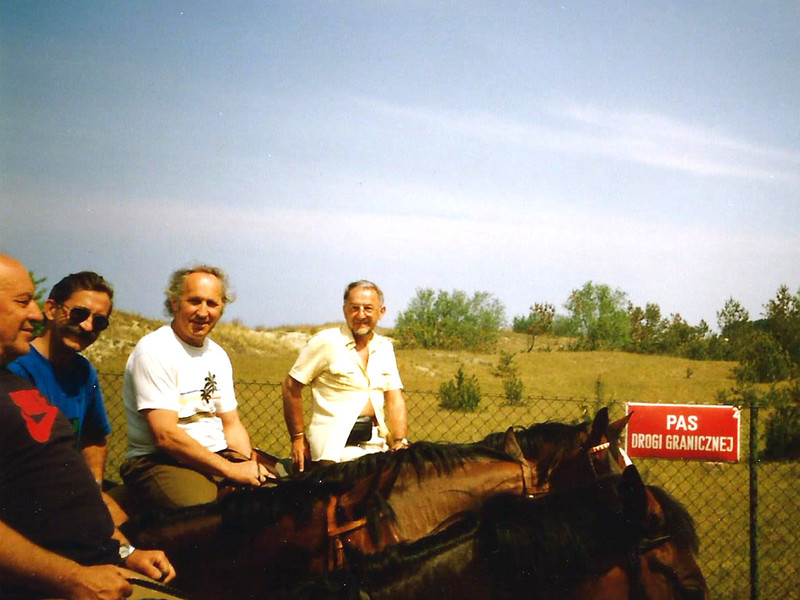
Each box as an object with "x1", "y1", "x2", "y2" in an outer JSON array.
[{"x1": 0, "y1": 367, "x2": 118, "y2": 566}]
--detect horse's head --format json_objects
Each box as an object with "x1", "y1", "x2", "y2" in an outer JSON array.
[
  {"x1": 543, "y1": 407, "x2": 621, "y2": 490},
  {"x1": 617, "y1": 465, "x2": 710, "y2": 600}
]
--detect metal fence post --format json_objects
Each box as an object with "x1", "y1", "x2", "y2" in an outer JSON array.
[{"x1": 749, "y1": 396, "x2": 759, "y2": 600}]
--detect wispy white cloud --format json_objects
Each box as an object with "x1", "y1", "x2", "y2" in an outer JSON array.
[{"x1": 355, "y1": 97, "x2": 800, "y2": 181}]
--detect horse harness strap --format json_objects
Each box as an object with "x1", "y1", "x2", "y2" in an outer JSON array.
[
  {"x1": 518, "y1": 459, "x2": 538, "y2": 498},
  {"x1": 326, "y1": 495, "x2": 369, "y2": 571},
  {"x1": 587, "y1": 441, "x2": 610, "y2": 479}
]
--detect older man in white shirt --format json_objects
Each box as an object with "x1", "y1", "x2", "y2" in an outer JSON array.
[{"x1": 282, "y1": 280, "x2": 408, "y2": 472}]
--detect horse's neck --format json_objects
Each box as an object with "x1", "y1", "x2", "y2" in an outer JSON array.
[
  {"x1": 366, "y1": 532, "x2": 482, "y2": 600},
  {"x1": 137, "y1": 513, "x2": 223, "y2": 552},
  {"x1": 385, "y1": 459, "x2": 526, "y2": 541}
]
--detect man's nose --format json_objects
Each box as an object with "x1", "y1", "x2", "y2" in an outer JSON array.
[
  {"x1": 27, "y1": 302, "x2": 43, "y2": 323},
  {"x1": 78, "y1": 316, "x2": 95, "y2": 332}
]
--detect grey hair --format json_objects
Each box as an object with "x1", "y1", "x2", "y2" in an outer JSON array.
[
  {"x1": 164, "y1": 265, "x2": 235, "y2": 317},
  {"x1": 343, "y1": 280, "x2": 384, "y2": 305}
]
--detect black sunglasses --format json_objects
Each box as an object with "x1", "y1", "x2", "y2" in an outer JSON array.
[{"x1": 60, "y1": 304, "x2": 110, "y2": 332}]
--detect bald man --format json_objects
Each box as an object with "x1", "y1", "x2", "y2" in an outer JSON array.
[{"x1": 0, "y1": 254, "x2": 175, "y2": 600}]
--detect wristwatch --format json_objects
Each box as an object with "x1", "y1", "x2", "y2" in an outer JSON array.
[{"x1": 118, "y1": 543, "x2": 136, "y2": 563}]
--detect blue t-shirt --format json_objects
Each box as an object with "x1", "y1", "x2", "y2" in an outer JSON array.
[{"x1": 8, "y1": 346, "x2": 111, "y2": 445}]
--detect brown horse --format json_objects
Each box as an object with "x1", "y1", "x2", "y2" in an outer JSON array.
[
  {"x1": 298, "y1": 466, "x2": 708, "y2": 600},
  {"x1": 124, "y1": 411, "x2": 619, "y2": 598},
  {"x1": 475, "y1": 407, "x2": 633, "y2": 488}
]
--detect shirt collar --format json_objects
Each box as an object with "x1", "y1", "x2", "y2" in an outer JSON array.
[{"x1": 339, "y1": 324, "x2": 381, "y2": 352}]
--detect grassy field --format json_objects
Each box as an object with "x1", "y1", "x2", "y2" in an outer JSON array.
[
  {"x1": 86, "y1": 311, "x2": 737, "y2": 401},
  {"x1": 86, "y1": 312, "x2": 799, "y2": 598}
]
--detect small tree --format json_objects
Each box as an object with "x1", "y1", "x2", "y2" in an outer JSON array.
[
  {"x1": 439, "y1": 366, "x2": 481, "y2": 412},
  {"x1": 763, "y1": 285, "x2": 800, "y2": 373},
  {"x1": 495, "y1": 351, "x2": 524, "y2": 405},
  {"x1": 761, "y1": 383, "x2": 800, "y2": 461},
  {"x1": 395, "y1": 288, "x2": 506, "y2": 351},
  {"x1": 716, "y1": 297, "x2": 753, "y2": 360},
  {"x1": 734, "y1": 330, "x2": 791, "y2": 384},
  {"x1": 513, "y1": 302, "x2": 555, "y2": 352},
  {"x1": 627, "y1": 302, "x2": 666, "y2": 354},
  {"x1": 564, "y1": 281, "x2": 630, "y2": 350}
]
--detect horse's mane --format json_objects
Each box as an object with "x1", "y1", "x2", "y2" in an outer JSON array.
[
  {"x1": 475, "y1": 475, "x2": 638, "y2": 596},
  {"x1": 126, "y1": 441, "x2": 515, "y2": 536},
  {"x1": 477, "y1": 420, "x2": 591, "y2": 485},
  {"x1": 646, "y1": 484, "x2": 700, "y2": 554},
  {"x1": 299, "y1": 440, "x2": 512, "y2": 486}
]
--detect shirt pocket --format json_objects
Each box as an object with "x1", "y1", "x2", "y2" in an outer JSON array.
[{"x1": 327, "y1": 362, "x2": 362, "y2": 387}]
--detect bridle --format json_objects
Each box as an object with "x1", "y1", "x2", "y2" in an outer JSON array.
[{"x1": 625, "y1": 533, "x2": 676, "y2": 600}]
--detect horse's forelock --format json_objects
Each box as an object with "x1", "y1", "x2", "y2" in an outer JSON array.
[{"x1": 646, "y1": 485, "x2": 700, "y2": 554}]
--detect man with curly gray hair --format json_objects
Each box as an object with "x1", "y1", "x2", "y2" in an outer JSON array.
[{"x1": 121, "y1": 265, "x2": 267, "y2": 509}]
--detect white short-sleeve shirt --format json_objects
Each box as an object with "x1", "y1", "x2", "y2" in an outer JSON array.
[{"x1": 289, "y1": 325, "x2": 403, "y2": 462}]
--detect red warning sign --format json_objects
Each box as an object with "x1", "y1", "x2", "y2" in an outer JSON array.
[{"x1": 625, "y1": 402, "x2": 740, "y2": 463}]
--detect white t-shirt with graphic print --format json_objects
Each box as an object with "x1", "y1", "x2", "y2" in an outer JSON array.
[{"x1": 123, "y1": 325, "x2": 238, "y2": 458}]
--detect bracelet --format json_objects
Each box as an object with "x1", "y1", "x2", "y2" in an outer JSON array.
[{"x1": 291, "y1": 431, "x2": 305, "y2": 439}]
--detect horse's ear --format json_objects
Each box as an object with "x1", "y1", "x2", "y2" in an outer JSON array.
[
  {"x1": 587, "y1": 407, "x2": 609, "y2": 446},
  {"x1": 607, "y1": 411, "x2": 633, "y2": 444},
  {"x1": 619, "y1": 464, "x2": 648, "y2": 528},
  {"x1": 503, "y1": 427, "x2": 525, "y2": 462}
]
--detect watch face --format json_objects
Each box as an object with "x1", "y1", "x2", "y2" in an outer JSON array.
[{"x1": 119, "y1": 544, "x2": 134, "y2": 560}]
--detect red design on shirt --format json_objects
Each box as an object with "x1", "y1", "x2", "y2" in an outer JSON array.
[{"x1": 10, "y1": 388, "x2": 59, "y2": 442}]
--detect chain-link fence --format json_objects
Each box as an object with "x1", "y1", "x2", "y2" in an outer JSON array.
[{"x1": 99, "y1": 373, "x2": 799, "y2": 599}]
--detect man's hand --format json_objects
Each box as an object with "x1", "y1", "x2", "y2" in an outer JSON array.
[
  {"x1": 224, "y1": 458, "x2": 274, "y2": 486},
  {"x1": 122, "y1": 549, "x2": 176, "y2": 584},
  {"x1": 291, "y1": 435, "x2": 311, "y2": 473},
  {"x1": 390, "y1": 438, "x2": 409, "y2": 451},
  {"x1": 62, "y1": 564, "x2": 133, "y2": 600}
]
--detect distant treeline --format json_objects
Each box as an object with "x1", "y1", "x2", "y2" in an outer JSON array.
[{"x1": 509, "y1": 281, "x2": 800, "y2": 385}]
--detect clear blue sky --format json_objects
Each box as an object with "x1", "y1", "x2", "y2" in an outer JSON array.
[{"x1": 2, "y1": 2, "x2": 798, "y2": 329}]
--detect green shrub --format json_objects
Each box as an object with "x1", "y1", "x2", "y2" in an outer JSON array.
[
  {"x1": 395, "y1": 288, "x2": 505, "y2": 351},
  {"x1": 439, "y1": 366, "x2": 481, "y2": 412},
  {"x1": 762, "y1": 383, "x2": 800, "y2": 461},
  {"x1": 494, "y1": 351, "x2": 524, "y2": 405},
  {"x1": 502, "y1": 373, "x2": 524, "y2": 405},
  {"x1": 735, "y1": 330, "x2": 791, "y2": 384}
]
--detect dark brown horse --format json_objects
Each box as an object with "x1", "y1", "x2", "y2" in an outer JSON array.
[
  {"x1": 297, "y1": 466, "x2": 708, "y2": 600},
  {"x1": 124, "y1": 411, "x2": 619, "y2": 598}
]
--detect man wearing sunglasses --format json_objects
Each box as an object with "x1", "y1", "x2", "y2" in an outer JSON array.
[{"x1": 8, "y1": 271, "x2": 115, "y2": 488}]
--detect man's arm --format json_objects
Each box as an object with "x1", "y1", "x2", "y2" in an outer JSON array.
[
  {"x1": 282, "y1": 375, "x2": 311, "y2": 472},
  {"x1": 219, "y1": 409, "x2": 253, "y2": 456},
  {"x1": 385, "y1": 388, "x2": 408, "y2": 450},
  {"x1": 0, "y1": 520, "x2": 132, "y2": 600},
  {"x1": 79, "y1": 438, "x2": 132, "y2": 526},
  {"x1": 80, "y1": 438, "x2": 108, "y2": 485},
  {"x1": 143, "y1": 409, "x2": 261, "y2": 486}
]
